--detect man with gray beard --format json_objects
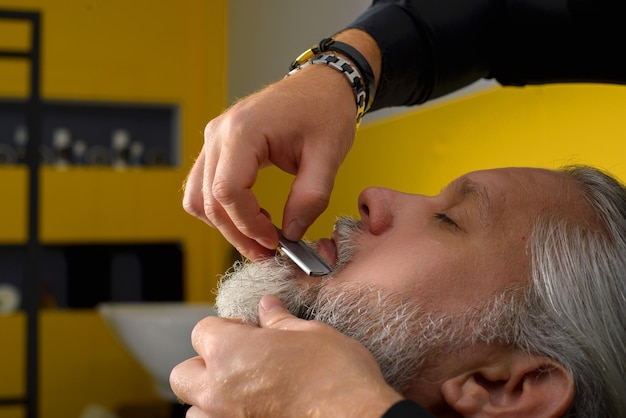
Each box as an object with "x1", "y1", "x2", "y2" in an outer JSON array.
[
  {"x1": 216, "y1": 217, "x2": 444, "y2": 393},
  {"x1": 215, "y1": 217, "x2": 520, "y2": 395},
  {"x1": 171, "y1": 166, "x2": 626, "y2": 417}
]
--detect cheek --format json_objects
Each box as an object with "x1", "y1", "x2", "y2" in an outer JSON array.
[
  {"x1": 330, "y1": 236, "x2": 468, "y2": 303},
  {"x1": 330, "y1": 235, "x2": 501, "y2": 313}
]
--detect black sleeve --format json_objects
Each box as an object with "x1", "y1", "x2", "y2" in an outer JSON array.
[
  {"x1": 382, "y1": 400, "x2": 436, "y2": 417},
  {"x1": 346, "y1": 0, "x2": 626, "y2": 110}
]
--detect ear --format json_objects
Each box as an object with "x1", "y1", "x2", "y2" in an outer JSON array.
[{"x1": 440, "y1": 351, "x2": 574, "y2": 418}]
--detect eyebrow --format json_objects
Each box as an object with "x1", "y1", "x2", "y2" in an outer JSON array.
[{"x1": 448, "y1": 176, "x2": 494, "y2": 226}]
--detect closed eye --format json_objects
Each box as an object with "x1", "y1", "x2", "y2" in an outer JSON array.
[{"x1": 434, "y1": 212, "x2": 459, "y2": 229}]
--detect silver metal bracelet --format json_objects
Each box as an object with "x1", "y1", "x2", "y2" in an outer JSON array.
[{"x1": 286, "y1": 53, "x2": 367, "y2": 126}]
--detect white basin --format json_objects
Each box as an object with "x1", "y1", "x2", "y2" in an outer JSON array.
[{"x1": 98, "y1": 302, "x2": 216, "y2": 401}]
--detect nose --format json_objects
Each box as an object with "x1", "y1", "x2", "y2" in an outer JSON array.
[
  {"x1": 359, "y1": 187, "x2": 432, "y2": 235},
  {"x1": 358, "y1": 187, "x2": 399, "y2": 235}
]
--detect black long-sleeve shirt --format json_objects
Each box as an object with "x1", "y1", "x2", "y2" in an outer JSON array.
[{"x1": 347, "y1": 0, "x2": 626, "y2": 111}]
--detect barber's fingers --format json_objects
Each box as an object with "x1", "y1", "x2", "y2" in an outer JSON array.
[
  {"x1": 207, "y1": 107, "x2": 283, "y2": 258},
  {"x1": 169, "y1": 356, "x2": 206, "y2": 406},
  {"x1": 184, "y1": 406, "x2": 208, "y2": 418},
  {"x1": 189, "y1": 115, "x2": 276, "y2": 260},
  {"x1": 169, "y1": 357, "x2": 232, "y2": 418},
  {"x1": 183, "y1": 68, "x2": 356, "y2": 259},
  {"x1": 281, "y1": 151, "x2": 338, "y2": 241},
  {"x1": 182, "y1": 148, "x2": 212, "y2": 226},
  {"x1": 209, "y1": 138, "x2": 278, "y2": 256},
  {"x1": 170, "y1": 317, "x2": 253, "y2": 415},
  {"x1": 258, "y1": 294, "x2": 319, "y2": 331},
  {"x1": 189, "y1": 316, "x2": 247, "y2": 355},
  {"x1": 183, "y1": 146, "x2": 272, "y2": 260}
]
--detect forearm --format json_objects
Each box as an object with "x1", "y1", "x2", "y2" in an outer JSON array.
[{"x1": 333, "y1": 29, "x2": 382, "y2": 90}]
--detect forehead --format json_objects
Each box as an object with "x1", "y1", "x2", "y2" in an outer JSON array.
[
  {"x1": 457, "y1": 167, "x2": 589, "y2": 225},
  {"x1": 467, "y1": 167, "x2": 569, "y2": 191}
]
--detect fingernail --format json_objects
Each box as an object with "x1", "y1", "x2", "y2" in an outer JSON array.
[
  {"x1": 258, "y1": 237, "x2": 276, "y2": 250},
  {"x1": 260, "y1": 294, "x2": 284, "y2": 312},
  {"x1": 285, "y1": 218, "x2": 308, "y2": 241}
]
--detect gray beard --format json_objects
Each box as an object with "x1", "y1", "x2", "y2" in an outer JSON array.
[{"x1": 215, "y1": 217, "x2": 467, "y2": 392}]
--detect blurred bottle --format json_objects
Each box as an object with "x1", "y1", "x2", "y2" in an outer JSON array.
[
  {"x1": 0, "y1": 283, "x2": 21, "y2": 314},
  {"x1": 52, "y1": 127, "x2": 72, "y2": 168},
  {"x1": 0, "y1": 144, "x2": 17, "y2": 165},
  {"x1": 111, "y1": 129, "x2": 130, "y2": 168},
  {"x1": 129, "y1": 141, "x2": 145, "y2": 167},
  {"x1": 13, "y1": 124, "x2": 28, "y2": 164},
  {"x1": 145, "y1": 147, "x2": 169, "y2": 166},
  {"x1": 72, "y1": 140, "x2": 87, "y2": 165},
  {"x1": 85, "y1": 145, "x2": 112, "y2": 166}
]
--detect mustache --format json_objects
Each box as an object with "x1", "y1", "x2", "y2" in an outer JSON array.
[
  {"x1": 332, "y1": 216, "x2": 365, "y2": 268},
  {"x1": 215, "y1": 216, "x2": 365, "y2": 324}
]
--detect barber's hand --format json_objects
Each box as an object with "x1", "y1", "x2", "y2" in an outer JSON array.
[
  {"x1": 183, "y1": 67, "x2": 357, "y2": 260},
  {"x1": 170, "y1": 295, "x2": 403, "y2": 418}
]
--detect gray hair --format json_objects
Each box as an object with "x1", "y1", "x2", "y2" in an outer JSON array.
[{"x1": 520, "y1": 165, "x2": 626, "y2": 417}]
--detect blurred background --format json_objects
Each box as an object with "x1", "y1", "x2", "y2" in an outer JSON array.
[{"x1": 0, "y1": 1, "x2": 625, "y2": 417}]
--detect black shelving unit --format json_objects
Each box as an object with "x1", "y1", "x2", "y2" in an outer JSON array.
[
  {"x1": 0, "y1": 9, "x2": 42, "y2": 418},
  {"x1": 0, "y1": 99, "x2": 178, "y2": 167}
]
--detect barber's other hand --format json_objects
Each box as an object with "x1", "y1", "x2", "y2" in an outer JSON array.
[
  {"x1": 170, "y1": 295, "x2": 403, "y2": 418},
  {"x1": 182, "y1": 66, "x2": 357, "y2": 260}
]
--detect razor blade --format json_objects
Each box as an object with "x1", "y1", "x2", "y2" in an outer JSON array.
[{"x1": 276, "y1": 226, "x2": 332, "y2": 276}]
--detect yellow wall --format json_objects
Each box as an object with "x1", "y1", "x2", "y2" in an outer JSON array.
[
  {"x1": 2, "y1": 1, "x2": 625, "y2": 416},
  {"x1": 0, "y1": 1, "x2": 229, "y2": 417},
  {"x1": 254, "y1": 83, "x2": 626, "y2": 239}
]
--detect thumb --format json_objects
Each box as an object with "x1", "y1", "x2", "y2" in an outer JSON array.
[{"x1": 258, "y1": 294, "x2": 304, "y2": 330}]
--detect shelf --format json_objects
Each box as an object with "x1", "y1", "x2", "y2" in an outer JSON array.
[
  {"x1": 0, "y1": 9, "x2": 41, "y2": 418},
  {"x1": 41, "y1": 166, "x2": 188, "y2": 241},
  {"x1": 0, "y1": 242, "x2": 184, "y2": 309},
  {"x1": 0, "y1": 166, "x2": 192, "y2": 242},
  {"x1": 0, "y1": 99, "x2": 179, "y2": 167},
  {"x1": 0, "y1": 165, "x2": 27, "y2": 242},
  {"x1": 0, "y1": 3, "x2": 229, "y2": 415}
]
